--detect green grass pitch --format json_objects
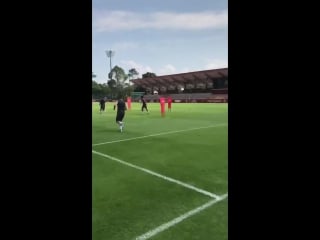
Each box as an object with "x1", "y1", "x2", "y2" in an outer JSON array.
[{"x1": 92, "y1": 102, "x2": 228, "y2": 240}]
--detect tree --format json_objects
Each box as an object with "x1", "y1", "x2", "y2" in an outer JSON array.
[
  {"x1": 123, "y1": 85, "x2": 134, "y2": 98},
  {"x1": 101, "y1": 83, "x2": 112, "y2": 97},
  {"x1": 92, "y1": 80, "x2": 104, "y2": 99},
  {"x1": 108, "y1": 65, "x2": 129, "y2": 99},
  {"x1": 107, "y1": 79, "x2": 116, "y2": 89},
  {"x1": 92, "y1": 80, "x2": 114, "y2": 99},
  {"x1": 109, "y1": 65, "x2": 128, "y2": 85},
  {"x1": 142, "y1": 72, "x2": 157, "y2": 78},
  {"x1": 106, "y1": 79, "x2": 115, "y2": 99},
  {"x1": 128, "y1": 68, "x2": 139, "y2": 80}
]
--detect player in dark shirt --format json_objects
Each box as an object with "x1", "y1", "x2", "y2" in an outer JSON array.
[
  {"x1": 99, "y1": 97, "x2": 106, "y2": 113},
  {"x1": 141, "y1": 96, "x2": 148, "y2": 112},
  {"x1": 114, "y1": 98, "x2": 127, "y2": 132}
]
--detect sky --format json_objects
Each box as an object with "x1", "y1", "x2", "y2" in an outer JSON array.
[{"x1": 92, "y1": 0, "x2": 228, "y2": 83}]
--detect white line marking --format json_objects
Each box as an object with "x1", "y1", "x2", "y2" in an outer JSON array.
[
  {"x1": 92, "y1": 150, "x2": 220, "y2": 199},
  {"x1": 92, "y1": 123, "x2": 227, "y2": 146},
  {"x1": 135, "y1": 194, "x2": 228, "y2": 240}
]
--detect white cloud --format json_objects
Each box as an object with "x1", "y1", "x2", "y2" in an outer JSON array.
[
  {"x1": 93, "y1": 10, "x2": 228, "y2": 32},
  {"x1": 158, "y1": 64, "x2": 177, "y2": 75},
  {"x1": 112, "y1": 42, "x2": 138, "y2": 51},
  {"x1": 204, "y1": 59, "x2": 228, "y2": 69},
  {"x1": 120, "y1": 60, "x2": 153, "y2": 78},
  {"x1": 180, "y1": 67, "x2": 191, "y2": 73}
]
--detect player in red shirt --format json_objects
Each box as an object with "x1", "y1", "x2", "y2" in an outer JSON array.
[{"x1": 167, "y1": 96, "x2": 172, "y2": 112}]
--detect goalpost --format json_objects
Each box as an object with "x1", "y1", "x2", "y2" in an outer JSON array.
[{"x1": 131, "y1": 92, "x2": 145, "y2": 101}]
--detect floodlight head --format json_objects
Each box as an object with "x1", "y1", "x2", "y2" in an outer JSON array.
[{"x1": 106, "y1": 50, "x2": 115, "y2": 57}]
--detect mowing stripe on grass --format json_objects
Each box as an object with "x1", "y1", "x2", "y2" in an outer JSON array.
[
  {"x1": 92, "y1": 123, "x2": 227, "y2": 146},
  {"x1": 92, "y1": 150, "x2": 220, "y2": 199},
  {"x1": 135, "y1": 194, "x2": 228, "y2": 240}
]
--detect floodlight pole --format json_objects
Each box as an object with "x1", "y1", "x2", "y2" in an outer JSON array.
[{"x1": 106, "y1": 50, "x2": 115, "y2": 78}]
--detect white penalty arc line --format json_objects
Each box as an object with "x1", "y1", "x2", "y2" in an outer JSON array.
[
  {"x1": 135, "y1": 194, "x2": 228, "y2": 240},
  {"x1": 92, "y1": 150, "x2": 220, "y2": 199},
  {"x1": 92, "y1": 123, "x2": 227, "y2": 146}
]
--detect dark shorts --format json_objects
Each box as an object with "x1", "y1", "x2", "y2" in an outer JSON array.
[
  {"x1": 100, "y1": 105, "x2": 105, "y2": 110},
  {"x1": 116, "y1": 111, "x2": 125, "y2": 121}
]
